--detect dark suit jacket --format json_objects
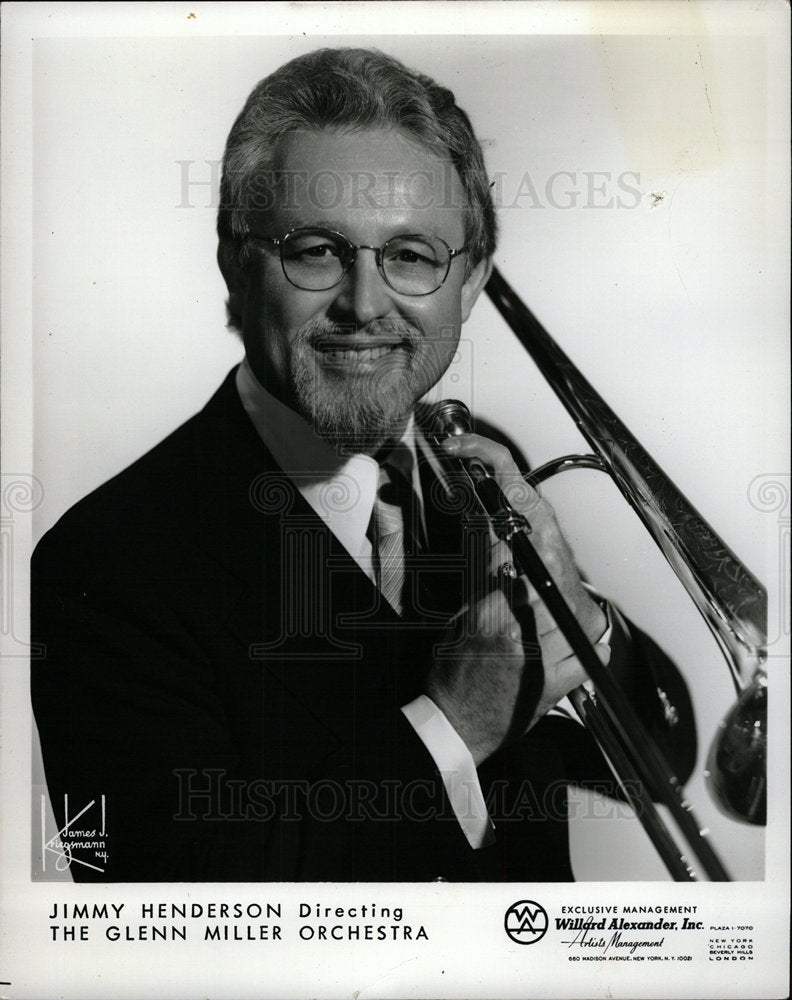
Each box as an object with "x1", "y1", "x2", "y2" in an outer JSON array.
[{"x1": 31, "y1": 369, "x2": 696, "y2": 882}]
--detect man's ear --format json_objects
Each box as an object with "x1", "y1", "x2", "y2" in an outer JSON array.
[
  {"x1": 460, "y1": 255, "x2": 494, "y2": 323},
  {"x1": 217, "y1": 241, "x2": 247, "y2": 322}
]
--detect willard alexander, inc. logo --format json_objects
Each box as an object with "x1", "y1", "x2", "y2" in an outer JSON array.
[{"x1": 504, "y1": 900, "x2": 549, "y2": 945}]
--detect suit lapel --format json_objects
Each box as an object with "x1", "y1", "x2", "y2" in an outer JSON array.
[{"x1": 188, "y1": 370, "x2": 412, "y2": 742}]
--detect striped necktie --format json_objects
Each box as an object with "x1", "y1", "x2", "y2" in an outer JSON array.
[{"x1": 371, "y1": 458, "x2": 421, "y2": 615}]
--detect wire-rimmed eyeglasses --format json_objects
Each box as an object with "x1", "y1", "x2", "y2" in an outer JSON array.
[{"x1": 247, "y1": 227, "x2": 468, "y2": 297}]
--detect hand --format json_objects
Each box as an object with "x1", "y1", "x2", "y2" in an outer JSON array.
[
  {"x1": 426, "y1": 586, "x2": 543, "y2": 766},
  {"x1": 425, "y1": 432, "x2": 611, "y2": 764}
]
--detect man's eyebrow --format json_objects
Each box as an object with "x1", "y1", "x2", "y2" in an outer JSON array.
[
  {"x1": 293, "y1": 220, "x2": 345, "y2": 232},
  {"x1": 267, "y1": 219, "x2": 343, "y2": 233},
  {"x1": 278, "y1": 221, "x2": 448, "y2": 239}
]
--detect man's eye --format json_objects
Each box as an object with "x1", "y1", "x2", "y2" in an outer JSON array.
[
  {"x1": 387, "y1": 246, "x2": 435, "y2": 266},
  {"x1": 395, "y1": 249, "x2": 425, "y2": 263},
  {"x1": 288, "y1": 243, "x2": 339, "y2": 260}
]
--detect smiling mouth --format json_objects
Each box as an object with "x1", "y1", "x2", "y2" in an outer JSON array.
[{"x1": 314, "y1": 339, "x2": 409, "y2": 365}]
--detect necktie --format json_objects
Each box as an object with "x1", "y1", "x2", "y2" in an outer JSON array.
[{"x1": 371, "y1": 459, "x2": 421, "y2": 615}]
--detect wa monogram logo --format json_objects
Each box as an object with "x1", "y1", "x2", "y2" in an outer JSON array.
[
  {"x1": 504, "y1": 900, "x2": 549, "y2": 945},
  {"x1": 39, "y1": 795, "x2": 109, "y2": 875}
]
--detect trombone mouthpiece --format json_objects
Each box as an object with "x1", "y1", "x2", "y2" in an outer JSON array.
[{"x1": 427, "y1": 399, "x2": 472, "y2": 439}]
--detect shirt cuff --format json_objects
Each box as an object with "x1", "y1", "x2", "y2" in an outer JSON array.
[{"x1": 401, "y1": 695, "x2": 495, "y2": 850}]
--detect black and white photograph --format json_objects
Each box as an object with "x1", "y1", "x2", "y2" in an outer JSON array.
[{"x1": 1, "y1": 2, "x2": 789, "y2": 997}]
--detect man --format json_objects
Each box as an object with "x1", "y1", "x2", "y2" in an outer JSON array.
[{"x1": 31, "y1": 48, "x2": 694, "y2": 882}]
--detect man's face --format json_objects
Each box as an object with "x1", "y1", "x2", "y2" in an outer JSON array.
[{"x1": 226, "y1": 127, "x2": 489, "y2": 454}]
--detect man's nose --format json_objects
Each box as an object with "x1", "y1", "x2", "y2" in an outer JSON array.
[{"x1": 333, "y1": 248, "x2": 394, "y2": 325}]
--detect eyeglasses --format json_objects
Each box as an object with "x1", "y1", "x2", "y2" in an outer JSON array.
[{"x1": 247, "y1": 227, "x2": 468, "y2": 297}]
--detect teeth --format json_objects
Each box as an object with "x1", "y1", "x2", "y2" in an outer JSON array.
[{"x1": 320, "y1": 345, "x2": 398, "y2": 362}]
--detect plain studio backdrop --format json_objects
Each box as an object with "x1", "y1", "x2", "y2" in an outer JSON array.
[{"x1": 26, "y1": 26, "x2": 786, "y2": 882}]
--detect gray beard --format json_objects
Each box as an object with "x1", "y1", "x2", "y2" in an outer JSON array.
[{"x1": 290, "y1": 319, "x2": 423, "y2": 454}]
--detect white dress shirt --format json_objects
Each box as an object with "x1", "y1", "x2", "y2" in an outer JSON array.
[{"x1": 235, "y1": 358, "x2": 614, "y2": 850}]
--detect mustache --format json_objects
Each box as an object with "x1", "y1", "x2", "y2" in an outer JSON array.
[{"x1": 298, "y1": 316, "x2": 422, "y2": 350}]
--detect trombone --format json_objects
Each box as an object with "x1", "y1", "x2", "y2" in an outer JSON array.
[{"x1": 427, "y1": 266, "x2": 767, "y2": 882}]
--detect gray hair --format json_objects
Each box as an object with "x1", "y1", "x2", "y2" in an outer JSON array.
[{"x1": 217, "y1": 47, "x2": 497, "y2": 281}]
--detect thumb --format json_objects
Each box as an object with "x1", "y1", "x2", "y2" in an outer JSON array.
[{"x1": 594, "y1": 641, "x2": 612, "y2": 667}]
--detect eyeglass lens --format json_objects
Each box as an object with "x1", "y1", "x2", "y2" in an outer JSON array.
[{"x1": 280, "y1": 229, "x2": 452, "y2": 294}]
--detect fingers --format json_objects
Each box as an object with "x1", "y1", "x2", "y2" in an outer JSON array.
[
  {"x1": 545, "y1": 638, "x2": 611, "y2": 690},
  {"x1": 489, "y1": 565, "x2": 604, "y2": 667},
  {"x1": 594, "y1": 641, "x2": 611, "y2": 666},
  {"x1": 447, "y1": 430, "x2": 605, "y2": 648},
  {"x1": 429, "y1": 589, "x2": 546, "y2": 765},
  {"x1": 448, "y1": 433, "x2": 577, "y2": 600},
  {"x1": 536, "y1": 625, "x2": 574, "y2": 664},
  {"x1": 529, "y1": 599, "x2": 554, "y2": 632},
  {"x1": 493, "y1": 555, "x2": 605, "y2": 648},
  {"x1": 489, "y1": 541, "x2": 551, "y2": 611},
  {"x1": 525, "y1": 639, "x2": 612, "y2": 732},
  {"x1": 545, "y1": 641, "x2": 612, "y2": 701},
  {"x1": 471, "y1": 586, "x2": 523, "y2": 644},
  {"x1": 498, "y1": 572, "x2": 531, "y2": 613},
  {"x1": 441, "y1": 432, "x2": 543, "y2": 513},
  {"x1": 488, "y1": 542, "x2": 569, "y2": 625}
]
